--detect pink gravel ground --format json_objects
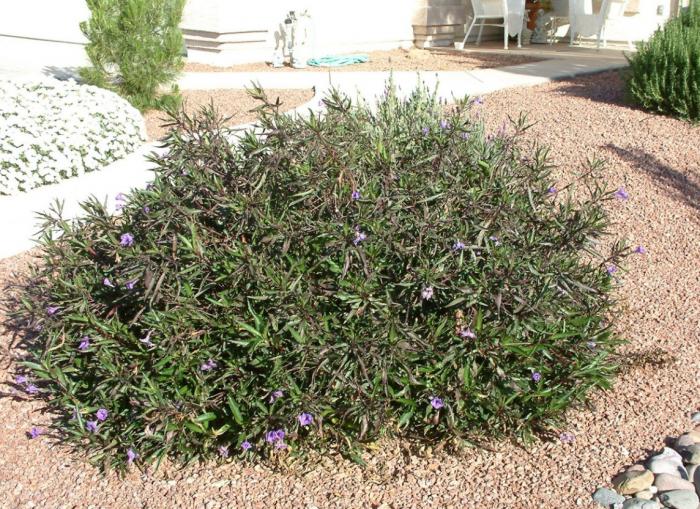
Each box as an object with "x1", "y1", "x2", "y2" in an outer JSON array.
[{"x1": 1, "y1": 71, "x2": 699, "y2": 509}]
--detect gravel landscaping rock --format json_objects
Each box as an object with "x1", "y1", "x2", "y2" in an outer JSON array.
[
  {"x1": 1, "y1": 71, "x2": 699, "y2": 508},
  {"x1": 623, "y1": 499, "x2": 661, "y2": 509},
  {"x1": 681, "y1": 446, "x2": 700, "y2": 465},
  {"x1": 658, "y1": 490, "x2": 699, "y2": 509},
  {"x1": 614, "y1": 470, "x2": 655, "y2": 495},
  {"x1": 654, "y1": 474, "x2": 695, "y2": 492}
]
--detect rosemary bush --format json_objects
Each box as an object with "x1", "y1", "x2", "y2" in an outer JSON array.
[
  {"x1": 626, "y1": 0, "x2": 700, "y2": 121},
  {"x1": 16, "y1": 84, "x2": 625, "y2": 468}
]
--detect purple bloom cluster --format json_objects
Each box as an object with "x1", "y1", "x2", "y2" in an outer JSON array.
[
  {"x1": 439, "y1": 119, "x2": 449, "y2": 130},
  {"x1": 421, "y1": 127, "x2": 430, "y2": 136},
  {"x1": 15, "y1": 375, "x2": 28, "y2": 385},
  {"x1": 614, "y1": 187, "x2": 629, "y2": 201},
  {"x1": 115, "y1": 193, "x2": 127, "y2": 211},
  {"x1": 218, "y1": 445, "x2": 230, "y2": 458},
  {"x1": 531, "y1": 372, "x2": 542, "y2": 382},
  {"x1": 78, "y1": 336, "x2": 90, "y2": 352},
  {"x1": 241, "y1": 440, "x2": 252, "y2": 451},
  {"x1": 46, "y1": 306, "x2": 59, "y2": 316},
  {"x1": 103, "y1": 277, "x2": 115, "y2": 288},
  {"x1": 458, "y1": 327, "x2": 476, "y2": 339},
  {"x1": 200, "y1": 359, "x2": 218, "y2": 372},
  {"x1": 547, "y1": 186, "x2": 558, "y2": 195},
  {"x1": 421, "y1": 286, "x2": 434, "y2": 300},
  {"x1": 26, "y1": 384, "x2": 39, "y2": 395},
  {"x1": 559, "y1": 431, "x2": 576, "y2": 443},
  {"x1": 430, "y1": 397, "x2": 444, "y2": 410},
  {"x1": 120, "y1": 233, "x2": 135, "y2": 247},
  {"x1": 606, "y1": 265, "x2": 618, "y2": 275},
  {"x1": 351, "y1": 190, "x2": 361, "y2": 201},
  {"x1": 86, "y1": 420, "x2": 99, "y2": 433},
  {"x1": 489, "y1": 236, "x2": 501, "y2": 246},
  {"x1": 96, "y1": 408, "x2": 109, "y2": 422},
  {"x1": 634, "y1": 245, "x2": 646, "y2": 255},
  {"x1": 298, "y1": 412, "x2": 313, "y2": 426},
  {"x1": 452, "y1": 240, "x2": 466, "y2": 251},
  {"x1": 266, "y1": 429, "x2": 286, "y2": 449},
  {"x1": 269, "y1": 390, "x2": 284, "y2": 403},
  {"x1": 126, "y1": 448, "x2": 138, "y2": 464},
  {"x1": 353, "y1": 228, "x2": 367, "y2": 246},
  {"x1": 125, "y1": 279, "x2": 138, "y2": 290},
  {"x1": 473, "y1": 96, "x2": 484, "y2": 106},
  {"x1": 28, "y1": 427, "x2": 43, "y2": 439}
]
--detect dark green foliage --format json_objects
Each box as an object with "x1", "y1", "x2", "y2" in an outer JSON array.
[
  {"x1": 16, "y1": 84, "x2": 626, "y2": 468},
  {"x1": 79, "y1": 0, "x2": 185, "y2": 111},
  {"x1": 626, "y1": 0, "x2": 700, "y2": 121}
]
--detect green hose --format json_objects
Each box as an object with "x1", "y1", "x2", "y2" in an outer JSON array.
[{"x1": 307, "y1": 54, "x2": 369, "y2": 67}]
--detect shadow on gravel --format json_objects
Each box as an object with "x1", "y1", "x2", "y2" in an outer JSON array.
[
  {"x1": 604, "y1": 144, "x2": 700, "y2": 218},
  {"x1": 553, "y1": 70, "x2": 630, "y2": 108}
]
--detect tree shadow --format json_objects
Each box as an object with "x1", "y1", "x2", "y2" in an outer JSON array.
[
  {"x1": 603, "y1": 143, "x2": 700, "y2": 217},
  {"x1": 41, "y1": 65, "x2": 81, "y2": 81}
]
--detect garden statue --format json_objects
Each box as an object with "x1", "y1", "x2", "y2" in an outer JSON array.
[
  {"x1": 531, "y1": 9, "x2": 550, "y2": 44},
  {"x1": 287, "y1": 9, "x2": 313, "y2": 69}
]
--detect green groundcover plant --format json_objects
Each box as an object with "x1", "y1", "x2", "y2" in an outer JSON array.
[
  {"x1": 626, "y1": 0, "x2": 700, "y2": 121},
  {"x1": 79, "y1": 0, "x2": 185, "y2": 111},
  {"x1": 15, "y1": 84, "x2": 631, "y2": 469}
]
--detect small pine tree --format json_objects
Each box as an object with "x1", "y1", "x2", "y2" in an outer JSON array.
[
  {"x1": 80, "y1": 0, "x2": 185, "y2": 111},
  {"x1": 626, "y1": 0, "x2": 700, "y2": 121}
]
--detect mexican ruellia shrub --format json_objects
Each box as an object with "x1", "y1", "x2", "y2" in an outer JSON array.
[
  {"x1": 626, "y1": 0, "x2": 700, "y2": 121},
  {"x1": 79, "y1": 0, "x2": 185, "y2": 111},
  {"x1": 16, "y1": 84, "x2": 627, "y2": 468}
]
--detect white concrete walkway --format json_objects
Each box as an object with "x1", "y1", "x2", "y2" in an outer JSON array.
[{"x1": 0, "y1": 53, "x2": 627, "y2": 259}]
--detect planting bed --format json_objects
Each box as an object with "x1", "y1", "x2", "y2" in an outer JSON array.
[{"x1": 0, "y1": 71, "x2": 698, "y2": 508}]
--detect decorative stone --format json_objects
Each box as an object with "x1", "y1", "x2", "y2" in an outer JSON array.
[
  {"x1": 676, "y1": 434, "x2": 697, "y2": 449},
  {"x1": 686, "y1": 464, "x2": 698, "y2": 479},
  {"x1": 623, "y1": 498, "x2": 661, "y2": 509},
  {"x1": 681, "y1": 445, "x2": 700, "y2": 465},
  {"x1": 637, "y1": 491, "x2": 655, "y2": 500},
  {"x1": 654, "y1": 474, "x2": 695, "y2": 492},
  {"x1": 629, "y1": 464, "x2": 649, "y2": 472},
  {"x1": 593, "y1": 487, "x2": 625, "y2": 507},
  {"x1": 658, "y1": 489, "x2": 699, "y2": 509},
  {"x1": 649, "y1": 458, "x2": 689, "y2": 479},
  {"x1": 692, "y1": 467, "x2": 700, "y2": 495},
  {"x1": 690, "y1": 412, "x2": 700, "y2": 424},
  {"x1": 613, "y1": 469, "x2": 655, "y2": 495}
]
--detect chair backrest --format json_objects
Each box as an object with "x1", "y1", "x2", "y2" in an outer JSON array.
[
  {"x1": 603, "y1": 0, "x2": 630, "y2": 19},
  {"x1": 471, "y1": 0, "x2": 507, "y2": 17},
  {"x1": 569, "y1": 0, "x2": 594, "y2": 16}
]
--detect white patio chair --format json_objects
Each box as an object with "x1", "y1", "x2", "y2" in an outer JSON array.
[
  {"x1": 569, "y1": 0, "x2": 634, "y2": 49},
  {"x1": 460, "y1": 0, "x2": 526, "y2": 50}
]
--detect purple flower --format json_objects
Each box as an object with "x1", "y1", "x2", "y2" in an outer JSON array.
[
  {"x1": 531, "y1": 372, "x2": 542, "y2": 382},
  {"x1": 241, "y1": 440, "x2": 252, "y2": 451},
  {"x1": 78, "y1": 336, "x2": 90, "y2": 351},
  {"x1": 120, "y1": 233, "x2": 135, "y2": 247},
  {"x1": 15, "y1": 375, "x2": 28, "y2": 385},
  {"x1": 126, "y1": 448, "x2": 138, "y2": 464},
  {"x1": 587, "y1": 341, "x2": 597, "y2": 350},
  {"x1": 421, "y1": 127, "x2": 430, "y2": 136},
  {"x1": 86, "y1": 420, "x2": 98, "y2": 433},
  {"x1": 489, "y1": 236, "x2": 501, "y2": 246},
  {"x1": 26, "y1": 384, "x2": 39, "y2": 395},
  {"x1": 115, "y1": 193, "x2": 127, "y2": 202},
  {"x1": 353, "y1": 228, "x2": 367, "y2": 246},
  {"x1": 96, "y1": 408, "x2": 108, "y2": 422},
  {"x1": 143, "y1": 206, "x2": 151, "y2": 214},
  {"x1": 452, "y1": 240, "x2": 466, "y2": 251},
  {"x1": 559, "y1": 431, "x2": 576, "y2": 443},
  {"x1": 28, "y1": 427, "x2": 43, "y2": 439},
  {"x1": 461, "y1": 132, "x2": 470, "y2": 140},
  {"x1": 614, "y1": 187, "x2": 629, "y2": 200},
  {"x1": 634, "y1": 245, "x2": 646, "y2": 255},
  {"x1": 266, "y1": 429, "x2": 286, "y2": 443},
  {"x1": 298, "y1": 412, "x2": 313, "y2": 426},
  {"x1": 430, "y1": 397, "x2": 444, "y2": 410},
  {"x1": 606, "y1": 265, "x2": 617, "y2": 275},
  {"x1": 125, "y1": 279, "x2": 138, "y2": 290},
  {"x1": 421, "y1": 286, "x2": 434, "y2": 300},
  {"x1": 269, "y1": 390, "x2": 284, "y2": 403},
  {"x1": 200, "y1": 359, "x2": 218, "y2": 372},
  {"x1": 103, "y1": 277, "x2": 115, "y2": 288},
  {"x1": 547, "y1": 186, "x2": 558, "y2": 194},
  {"x1": 46, "y1": 306, "x2": 59, "y2": 316},
  {"x1": 440, "y1": 119, "x2": 449, "y2": 130},
  {"x1": 459, "y1": 327, "x2": 476, "y2": 339},
  {"x1": 351, "y1": 190, "x2": 361, "y2": 201},
  {"x1": 139, "y1": 330, "x2": 154, "y2": 348},
  {"x1": 473, "y1": 96, "x2": 484, "y2": 106},
  {"x1": 218, "y1": 445, "x2": 230, "y2": 458}
]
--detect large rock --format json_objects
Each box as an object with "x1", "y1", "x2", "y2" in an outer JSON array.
[
  {"x1": 681, "y1": 445, "x2": 700, "y2": 465},
  {"x1": 623, "y1": 498, "x2": 661, "y2": 509},
  {"x1": 593, "y1": 487, "x2": 625, "y2": 507},
  {"x1": 658, "y1": 490, "x2": 699, "y2": 509},
  {"x1": 654, "y1": 474, "x2": 695, "y2": 492},
  {"x1": 649, "y1": 458, "x2": 689, "y2": 479},
  {"x1": 613, "y1": 469, "x2": 655, "y2": 495}
]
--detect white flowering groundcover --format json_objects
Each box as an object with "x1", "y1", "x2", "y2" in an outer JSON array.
[{"x1": 0, "y1": 78, "x2": 145, "y2": 196}]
